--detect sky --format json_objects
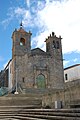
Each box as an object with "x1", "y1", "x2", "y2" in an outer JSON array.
[{"x1": 0, "y1": 0, "x2": 80, "y2": 70}]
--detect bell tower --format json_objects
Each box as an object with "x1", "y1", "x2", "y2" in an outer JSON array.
[
  {"x1": 45, "y1": 32, "x2": 62, "y2": 59},
  {"x1": 12, "y1": 23, "x2": 32, "y2": 57},
  {"x1": 45, "y1": 32, "x2": 64, "y2": 89},
  {"x1": 11, "y1": 23, "x2": 32, "y2": 90}
]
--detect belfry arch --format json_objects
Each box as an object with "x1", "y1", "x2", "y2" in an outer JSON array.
[{"x1": 20, "y1": 38, "x2": 25, "y2": 46}]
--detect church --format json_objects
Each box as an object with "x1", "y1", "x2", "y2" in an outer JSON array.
[
  {"x1": 1, "y1": 24, "x2": 80, "y2": 109},
  {"x1": 6, "y1": 23, "x2": 64, "y2": 92},
  {"x1": 0, "y1": 23, "x2": 64, "y2": 96}
]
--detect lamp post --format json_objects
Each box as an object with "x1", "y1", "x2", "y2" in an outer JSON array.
[{"x1": 15, "y1": 68, "x2": 19, "y2": 94}]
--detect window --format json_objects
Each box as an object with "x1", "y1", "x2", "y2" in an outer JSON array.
[
  {"x1": 53, "y1": 41, "x2": 56, "y2": 48},
  {"x1": 56, "y1": 41, "x2": 59, "y2": 49},
  {"x1": 20, "y1": 38, "x2": 25, "y2": 46},
  {"x1": 22, "y1": 77, "x2": 25, "y2": 83},
  {"x1": 65, "y1": 74, "x2": 68, "y2": 80}
]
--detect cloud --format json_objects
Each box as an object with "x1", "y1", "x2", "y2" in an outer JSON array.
[
  {"x1": 31, "y1": 31, "x2": 49, "y2": 51},
  {"x1": 1, "y1": 6, "x2": 31, "y2": 29},
  {"x1": 63, "y1": 60, "x2": 70, "y2": 68},
  {"x1": 63, "y1": 57, "x2": 80, "y2": 68},
  {"x1": 27, "y1": 0, "x2": 80, "y2": 54},
  {"x1": 73, "y1": 58, "x2": 78, "y2": 62},
  {"x1": 2, "y1": 0, "x2": 80, "y2": 54},
  {"x1": 2, "y1": 18, "x2": 13, "y2": 29},
  {"x1": 26, "y1": 0, "x2": 30, "y2": 8}
]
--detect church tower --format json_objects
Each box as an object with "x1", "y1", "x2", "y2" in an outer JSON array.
[
  {"x1": 12, "y1": 23, "x2": 32, "y2": 57},
  {"x1": 45, "y1": 32, "x2": 64, "y2": 89},
  {"x1": 11, "y1": 23, "x2": 32, "y2": 90},
  {"x1": 46, "y1": 32, "x2": 62, "y2": 58}
]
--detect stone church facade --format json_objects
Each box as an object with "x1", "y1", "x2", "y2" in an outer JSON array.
[
  {"x1": 11, "y1": 24, "x2": 64, "y2": 91},
  {"x1": 1, "y1": 24, "x2": 80, "y2": 108}
]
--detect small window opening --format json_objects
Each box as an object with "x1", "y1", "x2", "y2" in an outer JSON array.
[
  {"x1": 65, "y1": 74, "x2": 68, "y2": 80},
  {"x1": 56, "y1": 41, "x2": 59, "y2": 49},
  {"x1": 22, "y1": 77, "x2": 25, "y2": 83},
  {"x1": 53, "y1": 41, "x2": 56, "y2": 48},
  {"x1": 20, "y1": 38, "x2": 25, "y2": 46}
]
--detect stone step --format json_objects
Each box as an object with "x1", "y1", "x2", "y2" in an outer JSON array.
[
  {"x1": 15, "y1": 114, "x2": 80, "y2": 120},
  {"x1": 0, "y1": 115, "x2": 44, "y2": 120},
  {"x1": 0, "y1": 114, "x2": 79, "y2": 120},
  {"x1": 0, "y1": 107, "x2": 80, "y2": 120},
  {"x1": 21, "y1": 108, "x2": 80, "y2": 113},
  {"x1": 13, "y1": 116, "x2": 45, "y2": 120},
  {"x1": 0, "y1": 115, "x2": 80, "y2": 120},
  {"x1": 0, "y1": 96, "x2": 42, "y2": 107},
  {"x1": 21, "y1": 88, "x2": 49, "y2": 94},
  {"x1": 7, "y1": 93, "x2": 43, "y2": 97},
  {"x1": 0, "y1": 118, "x2": 19, "y2": 120},
  {"x1": 0, "y1": 107, "x2": 80, "y2": 112},
  {"x1": 0, "y1": 108, "x2": 80, "y2": 120},
  {"x1": 0, "y1": 106, "x2": 41, "y2": 110},
  {"x1": 17, "y1": 111, "x2": 80, "y2": 117},
  {"x1": 0, "y1": 111, "x2": 80, "y2": 117}
]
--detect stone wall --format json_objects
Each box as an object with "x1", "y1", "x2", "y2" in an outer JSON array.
[
  {"x1": 12, "y1": 51, "x2": 64, "y2": 90},
  {"x1": 42, "y1": 79, "x2": 80, "y2": 108},
  {"x1": 42, "y1": 89, "x2": 64, "y2": 108},
  {"x1": 64, "y1": 79, "x2": 80, "y2": 108}
]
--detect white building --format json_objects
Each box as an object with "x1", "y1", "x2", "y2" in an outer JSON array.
[
  {"x1": 4, "y1": 59, "x2": 13, "y2": 90},
  {"x1": 64, "y1": 64, "x2": 80, "y2": 82}
]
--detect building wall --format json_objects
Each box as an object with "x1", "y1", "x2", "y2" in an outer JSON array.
[
  {"x1": 13, "y1": 53, "x2": 64, "y2": 89},
  {"x1": 0, "y1": 71, "x2": 5, "y2": 87},
  {"x1": 64, "y1": 65, "x2": 80, "y2": 82},
  {"x1": 8, "y1": 60, "x2": 12, "y2": 90},
  {"x1": 2, "y1": 60, "x2": 13, "y2": 90}
]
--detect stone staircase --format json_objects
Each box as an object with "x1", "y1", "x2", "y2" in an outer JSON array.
[
  {"x1": 0, "y1": 90, "x2": 80, "y2": 119},
  {"x1": 0, "y1": 94, "x2": 42, "y2": 108},
  {"x1": 0, "y1": 107, "x2": 80, "y2": 119},
  {"x1": 19, "y1": 88, "x2": 50, "y2": 94}
]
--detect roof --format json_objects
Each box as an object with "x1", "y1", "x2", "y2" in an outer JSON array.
[
  {"x1": 17, "y1": 22, "x2": 26, "y2": 33},
  {"x1": 64, "y1": 64, "x2": 80, "y2": 70},
  {"x1": 17, "y1": 27, "x2": 26, "y2": 33},
  {"x1": 4, "y1": 59, "x2": 12, "y2": 70},
  {"x1": 31, "y1": 48, "x2": 50, "y2": 56}
]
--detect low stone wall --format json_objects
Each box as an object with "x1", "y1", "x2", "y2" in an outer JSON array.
[
  {"x1": 42, "y1": 89, "x2": 64, "y2": 108},
  {"x1": 0, "y1": 94, "x2": 42, "y2": 108},
  {"x1": 64, "y1": 80, "x2": 80, "y2": 108},
  {"x1": 42, "y1": 80, "x2": 80, "y2": 109}
]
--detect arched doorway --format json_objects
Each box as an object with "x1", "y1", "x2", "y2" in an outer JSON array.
[{"x1": 36, "y1": 74, "x2": 46, "y2": 88}]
